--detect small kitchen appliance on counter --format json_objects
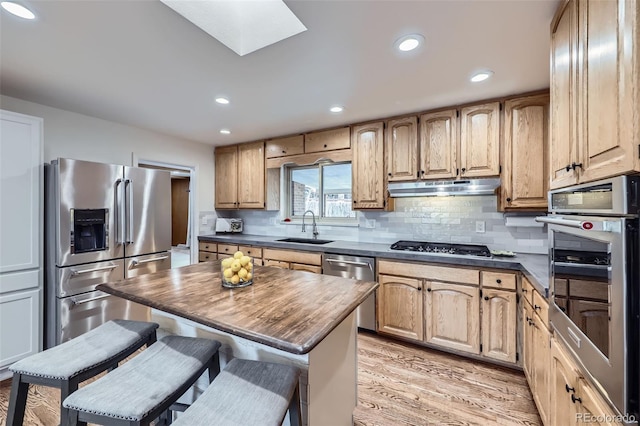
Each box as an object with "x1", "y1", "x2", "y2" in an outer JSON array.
[{"x1": 215, "y1": 218, "x2": 243, "y2": 233}]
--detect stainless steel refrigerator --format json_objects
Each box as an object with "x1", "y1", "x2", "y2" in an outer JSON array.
[{"x1": 45, "y1": 158, "x2": 171, "y2": 348}]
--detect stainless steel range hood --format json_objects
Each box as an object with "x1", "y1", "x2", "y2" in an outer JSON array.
[{"x1": 388, "y1": 178, "x2": 501, "y2": 197}]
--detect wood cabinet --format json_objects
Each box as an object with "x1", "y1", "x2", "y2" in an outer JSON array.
[
  {"x1": 305, "y1": 127, "x2": 350, "y2": 153},
  {"x1": 550, "y1": 0, "x2": 640, "y2": 189},
  {"x1": 419, "y1": 110, "x2": 458, "y2": 180},
  {"x1": 263, "y1": 248, "x2": 322, "y2": 274},
  {"x1": 265, "y1": 135, "x2": 304, "y2": 159},
  {"x1": 385, "y1": 116, "x2": 417, "y2": 181},
  {"x1": 377, "y1": 274, "x2": 424, "y2": 341},
  {"x1": 501, "y1": 94, "x2": 550, "y2": 210},
  {"x1": 215, "y1": 141, "x2": 265, "y2": 209},
  {"x1": 198, "y1": 241, "x2": 217, "y2": 262},
  {"x1": 481, "y1": 289, "x2": 516, "y2": 363},
  {"x1": 459, "y1": 102, "x2": 501, "y2": 178},
  {"x1": 425, "y1": 281, "x2": 480, "y2": 354},
  {"x1": 550, "y1": 337, "x2": 618, "y2": 426},
  {"x1": 352, "y1": 122, "x2": 386, "y2": 209}
]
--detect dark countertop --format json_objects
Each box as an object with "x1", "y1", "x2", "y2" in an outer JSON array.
[
  {"x1": 98, "y1": 261, "x2": 378, "y2": 355},
  {"x1": 199, "y1": 234, "x2": 550, "y2": 297}
]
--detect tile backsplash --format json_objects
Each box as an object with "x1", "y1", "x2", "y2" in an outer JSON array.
[{"x1": 212, "y1": 196, "x2": 548, "y2": 254}]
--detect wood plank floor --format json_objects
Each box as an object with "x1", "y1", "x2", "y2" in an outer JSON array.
[{"x1": 0, "y1": 332, "x2": 540, "y2": 426}]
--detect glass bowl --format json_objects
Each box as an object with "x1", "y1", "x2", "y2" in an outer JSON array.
[{"x1": 220, "y1": 255, "x2": 254, "y2": 288}]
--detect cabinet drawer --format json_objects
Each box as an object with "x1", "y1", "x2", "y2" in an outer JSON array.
[
  {"x1": 264, "y1": 259, "x2": 290, "y2": 269},
  {"x1": 377, "y1": 260, "x2": 479, "y2": 286},
  {"x1": 532, "y1": 290, "x2": 549, "y2": 329},
  {"x1": 291, "y1": 263, "x2": 322, "y2": 274},
  {"x1": 198, "y1": 242, "x2": 217, "y2": 253},
  {"x1": 198, "y1": 252, "x2": 217, "y2": 262},
  {"x1": 522, "y1": 276, "x2": 536, "y2": 305},
  {"x1": 239, "y1": 246, "x2": 263, "y2": 259},
  {"x1": 263, "y1": 248, "x2": 322, "y2": 266},
  {"x1": 481, "y1": 271, "x2": 517, "y2": 290},
  {"x1": 304, "y1": 127, "x2": 350, "y2": 153},
  {"x1": 266, "y1": 135, "x2": 304, "y2": 158},
  {"x1": 217, "y1": 244, "x2": 239, "y2": 255}
]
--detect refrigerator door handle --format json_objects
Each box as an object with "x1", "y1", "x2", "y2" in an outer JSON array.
[
  {"x1": 70, "y1": 264, "x2": 118, "y2": 276},
  {"x1": 131, "y1": 255, "x2": 170, "y2": 266},
  {"x1": 71, "y1": 293, "x2": 111, "y2": 305},
  {"x1": 114, "y1": 179, "x2": 123, "y2": 244},
  {"x1": 125, "y1": 179, "x2": 134, "y2": 244}
]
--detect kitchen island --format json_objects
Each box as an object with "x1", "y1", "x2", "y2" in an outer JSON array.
[{"x1": 98, "y1": 260, "x2": 378, "y2": 426}]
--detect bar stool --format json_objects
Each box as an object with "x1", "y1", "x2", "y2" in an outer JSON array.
[
  {"x1": 6, "y1": 319, "x2": 158, "y2": 426},
  {"x1": 171, "y1": 358, "x2": 302, "y2": 426},
  {"x1": 63, "y1": 335, "x2": 222, "y2": 426}
]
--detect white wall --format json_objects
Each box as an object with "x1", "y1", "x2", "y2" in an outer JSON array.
[{"x1": 0, "y1": 95, "x2": 215, "y2": 212}]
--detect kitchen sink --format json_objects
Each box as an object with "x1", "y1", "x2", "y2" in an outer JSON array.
[{"x1": 277, "y1": 238, "x2": 334, "y2": 245}]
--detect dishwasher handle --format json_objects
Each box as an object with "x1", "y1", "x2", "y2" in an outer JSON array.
[{"x1": 325, "y1": 258, "x2": 373, "y2": 270}]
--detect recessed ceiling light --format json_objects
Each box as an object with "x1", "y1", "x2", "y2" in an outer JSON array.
[
  {"x1": 330, "y1": 106, "x2": 344, "y2": 113},
  {"x1": 220, "y1": 129, "x2": 231, "y2": 135},
  {"x1": 1, "y1": 1, "x2": 35, "y2": 19},
  {"x1": 395, "y1": 34, "x2": 424, "y2": 52},
  {"x1": 470, "y1": 71, "x2": 494, "y2": 83},
  {"x1": 215, "y1": 97, "x2": 230, "y2": 105}
]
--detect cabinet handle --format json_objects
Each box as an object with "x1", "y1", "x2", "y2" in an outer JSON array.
[
  {"x1": 534, "y1": 305, "x2": 541, "y2": 311},
  {"x1": 282, "y1": 150, "x2": 286, "y2": 154},
  {"x1": 506, "y1": 198, "x2": 511, "y2": 203},
  {"x1": 417, "y1": 287, "x2": 422, "y2": 291},
  {"x1": 456, "y1": 168, "x2": 459, "y2": 176},
  {"x1": 571, "y1": 162, "x2": 583, "y2": 171},
  {"x1": 571, "y1": 394, "x2": 582, "y2": 404},
  {"x1": 522, "y1": 288, "x2": 528, "y2": 293},
  {"x1": 353, "y1": 200, "x2": 357, "y2": 204},
  {"x1": 484, "y1": 296, "x2": 489, "y2": 301},
  {"x1": 461, "y1": 168, "x2": 466, "y2": 174},
  {"x1": 496, "y1": 279, "x2": 502, "y2": 284},
  {"x1": 388, "y1": 172, "x2": 392, "y2": 176},
  {"x1": 565, "y1": 384, "x2": 575, "y2": 393},
  {"x1": 426, "y1": 288, "x2": 432, "y2": 292},
  {"x1": 565, "y1": 164, "x2": 572, "y2": 172},
  {"x1": 323, "y1": 144, "x2": 327, "y2": 148},
  {"x1": 421, "y1": 170, "x2": 425, "y2": 175}
]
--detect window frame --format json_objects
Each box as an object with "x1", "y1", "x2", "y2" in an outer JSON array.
[{"x1": 285, "y1": 161, "x2": 358, "y2": 224}]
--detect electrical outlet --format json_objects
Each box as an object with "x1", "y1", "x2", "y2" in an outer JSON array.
[
  {"x1": 201, "y1": 217, "x2": 208, "y2": 225},
  {"x1": 475, "y1": 221, "x2": 485, "y2": 233},
  {"x1": 365, "y1": 219, "x2": 376, "y2": 229}
]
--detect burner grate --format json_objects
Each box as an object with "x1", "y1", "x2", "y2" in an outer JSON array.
[{"x1": 390, "y1": 241, "x2": 491, "y2": 257}]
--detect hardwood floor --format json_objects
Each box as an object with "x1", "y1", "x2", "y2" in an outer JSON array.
[{"x1": 0, "y1": 332, "x2": 540, "y2": 426}]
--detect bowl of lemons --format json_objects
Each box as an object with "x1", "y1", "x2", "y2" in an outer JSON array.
[{"x1": 220, "y1": 251, "x2": 254, "y2": 288}]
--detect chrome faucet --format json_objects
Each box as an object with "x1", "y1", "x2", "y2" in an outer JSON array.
[{"x1": 302, "y1": 210, "x2": 319, "y2": 239}]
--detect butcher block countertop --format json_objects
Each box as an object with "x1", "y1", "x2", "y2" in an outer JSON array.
[{"x1": 97, "y1": 260, "x2": 378, "y2": 355}]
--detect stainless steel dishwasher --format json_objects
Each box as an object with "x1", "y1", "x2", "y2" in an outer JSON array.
[{"x1": 322, "y1": 254, "x2": 376, "y2": 331}]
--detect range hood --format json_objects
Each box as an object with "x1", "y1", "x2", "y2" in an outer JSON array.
[{"x1": 388, "y1": 178, "x2": 501, "y2": 197}]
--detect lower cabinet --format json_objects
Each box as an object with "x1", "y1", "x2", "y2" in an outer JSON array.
[
  {"x1": 481, "y1": 289, "x2": 517, "y2": 363},
  {"x1": 198, "y1": 242, "x2": 217, "y2": 262},
  {"x1": 377, "y1": 274, "x2": 424, "y2": 341},
  {"x1": 0, "y1": 288, "x2": 41, "y2": 369},
  {"x1": 263, "y1": 248, "x2": 322, "y2": 274},
  {"x1": 425, "y1": 281, "x2": 479, "y2": 354}
]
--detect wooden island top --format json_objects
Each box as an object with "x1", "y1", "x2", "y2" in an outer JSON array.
[{"x1": 97, "y1": 260, "x2": 378, "y2": 355}]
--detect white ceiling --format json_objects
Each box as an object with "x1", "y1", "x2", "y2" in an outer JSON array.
[{"x1": 0, "y1": 0, "x2": 559, "y2": 146}]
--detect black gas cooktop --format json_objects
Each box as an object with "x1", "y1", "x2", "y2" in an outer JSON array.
[{"x1": 390, "y1": 240, "x2": 492, "y2": 257}]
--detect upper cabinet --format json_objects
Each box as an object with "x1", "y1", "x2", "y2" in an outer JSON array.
[
  {"x1": 305, "y1": 127, "x2": 350, "y2": 153},
  {"x1": 419, "y1": 110, "x2": 458, "y2": 180},
  {"x1": 215, "y1": 141, "x2": 265, "y2": 209},
  {"x1": 550, "y1": 0, "x2": 640, "y2": 189},
  {"x1": 459, "y1": 102, "x2": 501, "y2": 178},
  {"x1": 501, "y1": 94, "x2": 550, "y2": 210},
  {"x1": 352, "y1": 122, "x2": 386, "y2": 209},
  {"x1": 385, "y1": 116, "x2": 418, "y2": 181},
  {"x1": 265, "y1": 135, "x2": 304, "y2": 159}
]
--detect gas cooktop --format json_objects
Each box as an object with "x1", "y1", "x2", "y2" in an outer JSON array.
[{"x1": 389, "y1": 240, "x2": 492, "y2": 257}]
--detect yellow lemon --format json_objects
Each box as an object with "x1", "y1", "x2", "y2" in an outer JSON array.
[
  {"x1": 231, "y1": 274, "x2": 240, "y2": 284},
  {"x1": 221, "y1": 258, "x2": 233, "y2": 268},
  {"x1": 240, "y1": 255, "x2": 251, "y2": 266},
  {"x1": 245, "y1": 262, "x2": 253, "y2": 272},
  {"x1": 233, "y1": 251, "x2": 244, "y2": 259},
  {"x1": 238, "y1": 268, "x2": 248, "y2": 279},
  {"x1": 231, "y1": 259, "x2": 242, "y2": 272},
  {"x1": 223, "y1": 268, "x2": 233, "y2": 279},
  {"x1": 245, "y1": 272, "x2": 252, "y2": 281}
]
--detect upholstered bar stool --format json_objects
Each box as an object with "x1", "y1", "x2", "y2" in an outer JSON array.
[
  {"x1": 6, "y1": 319, "x2": 158, "y2": 426},
  {"x1": 63, "y1": 335, "x2": 222, "y2": 426},
  {"x1": 171, "y1": 358, "x2": 302, "y2": 426}
]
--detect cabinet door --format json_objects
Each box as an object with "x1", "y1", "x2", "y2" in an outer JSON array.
[
  {"x1": 264, "y1": 259, "x2": 290, "y2": 269},
  {"x1": 385, "y1": 116, "x2": 417, "y2": 182},
  {"x1": 578, "y1": 0, "x2": 639, "y2": 182},
  {"x1": 237, "y1": 141, "x2": 265, "y2": 209},
  {"x1": 0, "y1": 288, "x2": 41, "y2": 368},
  {"x1": 425, "y1": 282, "x2": 480, "y2": 354},
  {"x1": 198, "y1": 252, "x2": 217, "y2": 262},
  {"x1": 532, "y1": 313, "x2": 551, "y2": 425},
  {"x1": 0, "y1": 111, "x2": 42, "y2": 274},
  {"x1": 502, "y1": 95, "x2": 549, "y2": 209},
  {"x1": 419, "y1": 110, "x2": 458, "y2": 179},
  {"x1": 265, "y1": 135, "x2": 304, "y2": 158},
  {"x1": 305, "y1": 127, "x2": 350, "y2": 153},
  {"x1": 522, "y1": 300, "x2": 534, "y2": 381},
  {"x1": 550, "y1": 0, "x2": 579, "y2": 189},
  {"x1": 550, "y1": 338, "x2": 579, "y2": 426},
  {"x1": 459, "y1": 102, "x2": 500, "y2": 178},
  {"x1": 481, "y1": 289, "x2": 516, "y2": 363},
  {"x1": 291, "y1": 263, "x2": 322, "y2": 274},
  {"x1": 215, "y1": 145, "x2": 238, "y2": 209},
  {"x1": 576, "y1": 378, "x2": 618, "y2": 425},
  {"x1": 377, "y1": 274, "x2": 423, "y2": 341},
  {"x1": 352, "y1": 122, "x2": 385, "y2": 209}
]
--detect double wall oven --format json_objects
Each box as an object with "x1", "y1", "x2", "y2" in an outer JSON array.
[{"x1": 537, "y1": 175, "x2": 639, "y2": 420}]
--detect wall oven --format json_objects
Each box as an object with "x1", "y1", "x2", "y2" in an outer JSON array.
[{"x1": 537, "y1": 175, "x2": 639, "y2": 421}]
